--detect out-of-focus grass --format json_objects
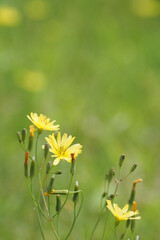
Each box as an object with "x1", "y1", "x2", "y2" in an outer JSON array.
[{"x1": 0, "y1": 0, "x2": 160, "y2": 239}]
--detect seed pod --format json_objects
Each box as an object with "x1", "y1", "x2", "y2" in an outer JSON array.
[
  {"x1": 44, "y1": 143, "x2": 49, "y2": 159},
  {"x1": 119, "y1": 154, "x2": 125, "y2": 168},
  {"x1": 73, "y1": 181, "x2": 79, "y2": 204},
  {"x1": 16, "y1": 131, "x2": 22, "y2": 143},
  {"x1": 22, "y1": 128, "x2": 27, "y2": 143},
  {"x1": 30, "y1": 158, "x2": 35, "y2": 178},
  {"x1": 46, "y1": 161, "x2": 52, "y2": 174},
  {"x1": 56, "y1": 195, "x2": 61, "y2": 212},
  {"x1": 130, "y1": 163, "x2": 137, "y2": 173}
]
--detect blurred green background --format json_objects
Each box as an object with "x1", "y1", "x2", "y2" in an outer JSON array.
[{"x1": 0, "y1": 0, "x2": 160, "y2": 239}]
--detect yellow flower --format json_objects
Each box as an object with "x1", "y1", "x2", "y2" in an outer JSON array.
[
  {"x1": 106, "y1": 200, "x2": 141, "y2": 222},
  {"x1": 44, "y1": 132, "x2": 82, "y2": 165},
  {"x1": 27, "y1": 112, "x2": 59, "y2": 132}
]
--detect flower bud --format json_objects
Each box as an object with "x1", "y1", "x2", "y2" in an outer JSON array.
[
  {"x1": 28, "y1": 125, "x2": 36, "y2": 152},
  {"x1": 16, "y1": 131, "x2": 22, "y2": 143},
  {"x1": 47, "y1": 174, "x2": 55, "y2": 194},
  {"x1": 22, "y1": 128, "x2": 27, "y2": 143},
  {"x1": 56, "y1": 195, "x2": 61, "y2": 213},
  {"x1": 70, "y1": 153, "x2": 76, "y2": 175},
  {"x1": 107, "y1": 194, "x2": 114, "y2": 200},
  {"x1": 73, "y1": 181, "x2": 79, "y2": 204},
  {"x1": 128, "y1": 188, "x2": 135, "y2": 205},
  {"x1": 46, "y1": 161, "x2": 52, "y2": 174},
  {"x1": 24, "y1": 152, "x2": 29, "y2": 177},
  {"x1": 30, "y1": 158, "x2": 35, "y2": 178},
  {"x1": 130, "y1": 163, "x2": 137, "y2": 173},
  {"x1": 44, "y1": 143, "x2": 49, "y2": 159},
  {"x1": 55, "y1": 170, "x2": 62, "y2": 175},
  {"x1": 119, "y1": 154, "x2": 125, "y2": 168},
  {"x1": 108, "y1": 168, "x2": 115, "y2": 183},
  {"x1": 102, "y1": 192, "x2": 107, "y2": 198}
]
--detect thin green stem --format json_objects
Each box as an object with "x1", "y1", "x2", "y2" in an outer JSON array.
[
  {"x1": 52, "y1": 174, "x2": 73, "y2": 218},
  {"x1": 65, "y1": 191, "x2": 84, "y2": 240},
  {"x1": 102, "y1": 212, "x2": 109, "y2": 240},
  {"x1": 35, "y1": 205, "x2": 46, "y2": 240},
  {"x1": 57, "y1": 213, "x2": 59, "y2": 235},
  {"x1": 89, "y1": 204, "x2": 106, "y2": 240},
  {"x1": 115, "y1": 226, "x2": 118, "y2": 240},
  {"x1": 50, "y1": 221, "x2": 61, "y2": 240}
]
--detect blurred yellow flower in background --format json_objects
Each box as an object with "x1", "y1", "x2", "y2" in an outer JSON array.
[
  {"x1": 44, "y1": 132, "x2": 82, "y2": 165},
  {"x1": 25, "y1": 0, "x2": 49, "y2": 21},
  {"x1": 0, "y1": 6, "x2": 21, "y2": 26},
  {"x1": 14, "y1": 70, "x2": 47, "y2": 93},
  {"x1": 27, "y1": 112, "x2": 59, "y2": 132},
  {"x1": 131, "y1": 0, "x2": 160, "y2": 18},
  {"x1": 106, "y1": 200, "x2": 141, "y2": 222}
]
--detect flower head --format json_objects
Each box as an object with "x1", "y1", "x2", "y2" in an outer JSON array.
[
  {"x1": 43, "y1": 132, "x2": 82, "y2": 165},
  {"x1": 27, "y1": 112, "x2": 59, "y2": 132},
  {"x1": 106, "y1": 200, "x2": 141, "y2": 223}
]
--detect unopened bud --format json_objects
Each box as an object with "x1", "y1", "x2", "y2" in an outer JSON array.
[
  {"x1": 24, "y1": 152, "x2": 29, "y2": 177},
  {"x1": 22, "y1": 128, "x2": 27, "y2": 143},
  {"x1": 44, "y1": 143, "x2": 49, "y2": 159},
  {"x1": 46, "y1": 161, "x2": 52, "y2": 174},
  {"x1": 73, "y1": 181, "x2": 79, "y2": 204},
  {"x1": 16, "y1": 131, "x2": 22, "y2": 143},
  {"x1": 132, "y1": 201, "x2": 136, "y2": 212},
  {"x1": 70, "y1": 153, "x2": 76, "y2": 175},
  {"x1": 130, "y1": 163, "x2": 137, "y2": 173},
  {"x1": 107, "y1": 194, "x2": 114, "y2": 200},
  {"x1": 56, "y1": 195, "x2": 61, "y2": 213},
  {"x1": 55, "y1": 170, "x2": 62, "y2": 175},
  {"x1": 28, "y1": 125, "x2": 36, "y2": 152},
  {"x1": 119, "y1": 154, "x2": 125, "y2": 168},
  {"x1": 128, "y1": 189, "x2": 135, "y2": 205},
  {"x1": 108, "y1": 168, "x2": 115, "y2": 183},
  {"x1": 102, "y1": 192, "x2": 107, "y2": 198},
  {"x1": 30, "y1": 158, "x2": 35, "y2": 178},
  {"x1": 47, "y1": 175, "x2": 55, "y2": 194}
]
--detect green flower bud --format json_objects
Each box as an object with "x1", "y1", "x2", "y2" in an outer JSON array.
[
  {"x1": 119, "y1": 154, "x2": 125, "y2": 168},
  {"x1": 46, "y1": 161, "x2": 52, "y2": 174},
  {"x1": 16, "y1": 131, "x2": 22, "y2": 143},
  {"x1": 73, "y1": 181, "x2": 79, "y2": 204},
  {"x1": 47, "y1": 174, "x2": 55, "y2": 194},
  {"x1": 128, "y1": 189, "x2": 135, "y2": 206},
  {"x1": 56, "y1": 195, "x2": 61, "y2": 213},
  {"x1": 28, "y1": 135, "x2": 33, "y2": 152},
  {"x1": 70, "y1": 153, "x2": 76, "y2": 175},
  {"x1": 22, "y1": 128, "x2": 27, "y2": 143},
  {"x1": 130, "y1": 163, "x2": 137, "y2": 173},
  {"x1": 108, "y1": 168, "x2": 115, "y2": 183},
  {"x1": 30, "y1": 158, "x2": 35, "y2": 178},
  {"x1": 44, "y1": 143, "x2": 49, "y2": 159},
  {"x1": 55, "y1": 170, "x2": 62, "y2": 175},
  {"x1": 24, "y1": 152, "x2": 29, "y2": 177}
]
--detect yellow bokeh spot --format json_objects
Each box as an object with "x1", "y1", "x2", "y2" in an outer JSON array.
[
  {"x1": 25, "y1": 0, "x2": 49, "y2": 20},
  {"x1": 15, "y1": 70, "x2": 47, "y2": 93},
  {"x1": 0, "y1": 6, "x2": 21, "y2": 26},
  {"x1": 131, "y1": 0, "x2": 160, "y2": 18}
]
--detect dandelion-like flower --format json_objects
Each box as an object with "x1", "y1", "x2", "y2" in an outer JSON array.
[
  {"x1": 106, "y1": 200, "x2": 141, "y2": 223},
  {"x1": 27, "y1": 112, "x2": 59, "y2": 132},
  {"x1": 43, "y1": 132, "x2": 82, "y2": 165}
]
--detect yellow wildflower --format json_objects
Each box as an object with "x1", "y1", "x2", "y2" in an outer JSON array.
[
  {"x1": 43, "y1": 132, "x2": 82, "y2": 165},
  {"x1": 106, "y1": 200, "x2": 141, "y2": 222},
  {"x1": 27, "y1": 112, "x2": 59, "y2": 132}
]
